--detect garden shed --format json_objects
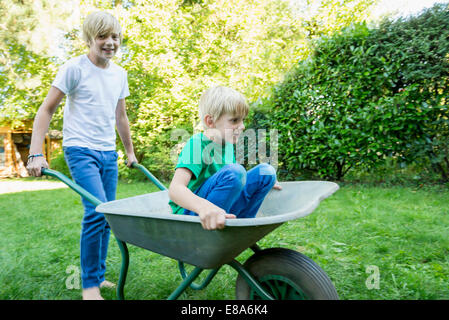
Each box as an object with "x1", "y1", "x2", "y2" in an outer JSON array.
[{"x1": 0, "y1": 121, "x2": 62, "y2": 177}]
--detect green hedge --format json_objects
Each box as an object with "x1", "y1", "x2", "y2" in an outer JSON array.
[{"x1": 260, "y1": 4, "x2": 449, "y2": 181}]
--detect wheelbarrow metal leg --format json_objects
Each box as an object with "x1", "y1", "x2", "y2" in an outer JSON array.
[
  {"x1": 167, "y1": 266, "x2": 204, "y2": 300},
  {"x1": 250, "y1": 244, "x2": 262, "y2": 253},
  {"x1": 178, "y1": 261, "x2": 220, "y2": 290},
  {"x1": 116, "y1": 239, "x2": 129, "y2": 300},
  {"x1": 228, "y1": 259, "x2": 274, "y2": 300}
]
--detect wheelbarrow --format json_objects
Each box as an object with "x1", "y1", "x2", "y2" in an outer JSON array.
[{"x1": 42, "y1": 163, "x2": 340, "y2": 300}]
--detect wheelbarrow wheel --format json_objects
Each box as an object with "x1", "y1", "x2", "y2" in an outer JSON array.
[{"x1": 235, "y1": 248, "x2": 338, "y2": 300}]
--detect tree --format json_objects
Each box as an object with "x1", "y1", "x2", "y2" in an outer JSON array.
[
  {"x1": 261, "y1": 3, "x2": 449, "y2": 181},
  {"x1": 1, "y1": 0, "x2": 379, "y2": 180},
  {"x1": 0, "y1": 0, "x2": 75, "y2": 127},
  {"x1": 110, "y1": 0, "x2": 378, "y2": 179}
]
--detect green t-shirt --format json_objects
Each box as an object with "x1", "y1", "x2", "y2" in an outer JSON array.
[{"x1": 169, "y1": 132, "x2": 236, "y2": 215}]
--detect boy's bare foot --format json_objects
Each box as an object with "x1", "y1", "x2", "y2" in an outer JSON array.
[
  {"x1": 100, "y1": 280, "x2": 116, "y2": 289},
  {"x1": 82, "y1": 287, "x2": 104, "y2": 300}
]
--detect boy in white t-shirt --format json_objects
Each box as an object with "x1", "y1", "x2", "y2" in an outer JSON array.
[{"x1": 27, "y1": 12, "x2": 137, "y2": 300}]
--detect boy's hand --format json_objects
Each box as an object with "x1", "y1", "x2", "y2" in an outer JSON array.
[
  {"x1": 26, "y1": 156, "x2": 48, "y2": 177},
  {"x1": 273, "y1": 182, "x2": 282, "y2": 190},
  {"x1": 198, "y1": 203, "x2": 236, "y2": 230},
  {"x1": 126, "y1": 153, "x2": 138, "y2": 167}
]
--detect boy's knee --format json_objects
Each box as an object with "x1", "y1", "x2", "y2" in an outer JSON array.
[
  {"x1": 256, "y1": 163, "x2": 276, "y2": 186},
  {"x1": 222, "y1": 164, "x2": 247, "y2": 187},
  {"x1": 257, "y1": 163, "x2": 276, "y2": 177}
]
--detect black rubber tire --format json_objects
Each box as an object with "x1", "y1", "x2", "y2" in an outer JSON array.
[{"x1": 235, "y1": 248, "x2": 339, "y2": 300}]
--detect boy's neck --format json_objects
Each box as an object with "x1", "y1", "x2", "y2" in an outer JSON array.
[
  {"x1": 203, "y1": 130, "x2": 215, "y2": 142},
  {"x1": 87, "y1": 52, "x2": 110, "y2": 69},
  {"x1": 203, "y1": 130, "x2": 226, "y2": 146}
]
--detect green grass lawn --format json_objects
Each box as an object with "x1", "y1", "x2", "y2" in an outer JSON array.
[{"x1": 0, "y1": 179, "x2": 448, "y2": 300}]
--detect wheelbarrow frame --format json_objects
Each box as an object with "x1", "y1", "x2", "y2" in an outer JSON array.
[{"x1": 42, "y1": 164, "x2": 276, "y2": 300}]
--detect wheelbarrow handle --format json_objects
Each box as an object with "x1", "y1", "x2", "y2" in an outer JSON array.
[
  {"x1": 41, "y1": 162, "x2": 165, "y2": 205},
  {"x1": 41, "y1": 168, "x2": 103, "y2": 207},
  {"x1": 126, "y1": 161, "x2": 167, "y2": 191}
]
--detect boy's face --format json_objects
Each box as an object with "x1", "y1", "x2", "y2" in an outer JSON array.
[
  {"x1": 210, "y1": 113, "x2": 246, "y2": 145},
  {"x1": 89, "y1": 32, "x2": 120, "y2": 62}
]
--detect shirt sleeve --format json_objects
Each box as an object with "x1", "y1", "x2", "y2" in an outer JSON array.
[
  {"x1": 119, "y1": 71, "x2": 130, "y2": 99},
  {"x1": 51, "y1": 62, "x2": 80, "y2": 95},
  {"x1": 175, "y1": 136, "x2": 203, "y2": 179}
]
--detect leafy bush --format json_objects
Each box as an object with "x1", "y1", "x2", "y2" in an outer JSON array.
[{"x1": 261, "y1": 4, "x2": 449, "y2": 181}]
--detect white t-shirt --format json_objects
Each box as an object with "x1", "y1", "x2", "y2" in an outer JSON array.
[{"x1": 52, "y1": 54, "x2": 130, "y2": 151}]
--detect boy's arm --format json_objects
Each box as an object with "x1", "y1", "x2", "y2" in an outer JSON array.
[
  {"x1": 168, "y1": 167, "x2": 236, "y2": 230},
  {"x1": 116, "y1": 99, "x2": 137, "y2": 167},
  {"x1": 27, "y1": 86, "x2": 65, "y2": 177}
]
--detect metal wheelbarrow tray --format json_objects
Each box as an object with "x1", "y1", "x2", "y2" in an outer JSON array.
[{"x1": 43, "y1": 164, "x2": 340, "y2": 300}]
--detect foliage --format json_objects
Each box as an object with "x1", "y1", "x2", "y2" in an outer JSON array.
[
  {"x1": 261, "y1": 4, "x2": 449, "y2": 181},
  {"x1": 0, "y1": 0, "x2": 75, "y2": 128},
  {"x1": 0, "y1": 0, "x2": 378, "y2": 180},
  {"x1": 371, "y1": 4, "x2": 449, "y2": 180},
  {"x1": 113, "y1": 0, "x2": 376, "y2": 179}
]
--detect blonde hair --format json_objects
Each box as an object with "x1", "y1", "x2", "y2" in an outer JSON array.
[
  {"x1": 199, "y1": 86, "x2": 249, "y2": 128},
  {"x1": 82, "y1": 11, "x2": 123, "y2": 47}
]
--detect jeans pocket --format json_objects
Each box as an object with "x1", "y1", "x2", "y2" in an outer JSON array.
[
  {"x1": 105, "y1": 150, "x2": 118, "y2": 162},
  {"x1": 64, "y1": 146, "x2": 89, "y2": 157}
]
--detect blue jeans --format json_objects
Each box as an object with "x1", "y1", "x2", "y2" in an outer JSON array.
[
  {"x1": 184, "y1": 163, "x2": 276, "y2": 218},
  {"x1": 63, "y1": 146, "x2": 118, "y2": 289}
]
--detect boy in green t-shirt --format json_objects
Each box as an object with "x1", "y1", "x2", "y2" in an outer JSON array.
[{"x1": 168, "y1": 86, "x2": 281, "y2": 230}]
